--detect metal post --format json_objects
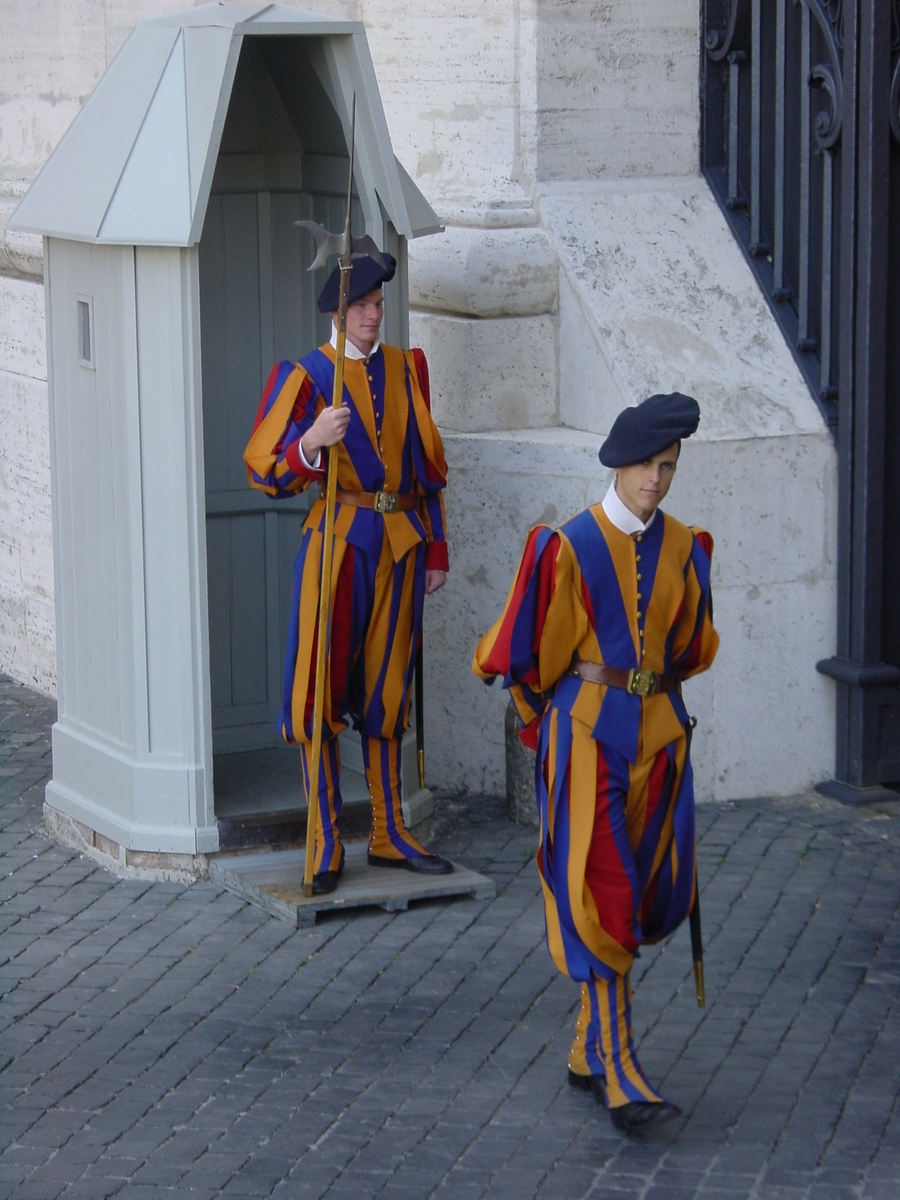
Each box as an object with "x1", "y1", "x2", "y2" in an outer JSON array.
[
  {"x1": 816, "y1": 0, "x2": 900, "y2": 803},
  {"x1": 798, "y1": 3, "x2": 813, "y2": 349},
  {"x1": 727, "y1": 53, "x2": 748, "y2": 208},
  {"x1": 820, "y1": 148, "x2": 835, "y2": 396},
  {"x1": 749, "y1": 0, "x2": 770, "y2": 254},
  {"x1": 773, "y1": 0, "x2": 788, "y2": 294}
]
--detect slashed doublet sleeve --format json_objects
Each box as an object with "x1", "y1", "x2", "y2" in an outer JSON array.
[
  {"x1": 407, "y1": 348, "x2": 449, "y2": 572},
  {"x1": 671, "y1": 527, "x2": 719, "y2": 679},
  {"x1": 243, "y1": 361, "x2": 325, "y2": 497},
  {"x1": 473, "y1": 527, "x2": 590, "y2": 741}
]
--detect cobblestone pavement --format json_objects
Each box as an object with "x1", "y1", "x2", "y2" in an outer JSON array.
[{"x1": 2, "y1": 674, "x2": 900, "y2": 1200}]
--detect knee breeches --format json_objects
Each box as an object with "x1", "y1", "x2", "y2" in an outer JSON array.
[{"x1": 281, "y1": 528, "x2": 425, "y2": 745}]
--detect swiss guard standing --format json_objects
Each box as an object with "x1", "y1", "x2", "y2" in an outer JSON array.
[
  {"x1": 473, "y1": 394, "x2": 719, "y2": 1132},
  {"x1": 244, "y1": 253, "x2": 452, "y2": 894}
]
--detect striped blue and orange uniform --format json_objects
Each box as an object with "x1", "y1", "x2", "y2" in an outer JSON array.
[
  {"x1": 474, "y1": 503, "x2": 718, "y2": 1107},
  {"x1": 244, "y1": 343, "x2": 448, "y2": 873}
]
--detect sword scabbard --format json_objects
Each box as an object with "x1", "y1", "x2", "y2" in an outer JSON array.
[{"x1": 689, "y1": 866, "x2": 705, "y2": 1008}]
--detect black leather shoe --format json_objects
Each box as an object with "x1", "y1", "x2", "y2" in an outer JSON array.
[
  {"x1": 568, "y1": 1069, "x2": 607, "y2": 1105},
  {"x1": 367, "y1": 852, "x2": 454, "y2": 875},
  {"x1": 609, "y1": 1100, "x2": 681, "y2": 1133},
  {"x1": 312, "y1": 870, "x2": 339, "y2": 895}
]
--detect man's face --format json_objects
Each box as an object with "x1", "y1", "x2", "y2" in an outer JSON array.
[
  {"x1": 334, "y1": 287, "x2": 384, "y2": 353},
  {"x1": 615, "y1": 442, "x2": 680, "y2": 522}
]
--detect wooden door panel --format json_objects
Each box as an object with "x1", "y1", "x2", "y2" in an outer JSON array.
[
  {"x1": 229, "y1": 513, "x2": 268, "y2": 707},
  {"x1": 201, "y1": 187, "x2": 314, "y2": 755},
  {"x1": 201, "y1": 181, "x2": 365, "y2": 758}
]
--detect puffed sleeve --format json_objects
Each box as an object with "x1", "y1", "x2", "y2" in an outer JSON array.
[
  {"x1": 671, "y1": 527, "x2": 719, "y2": 679},
  {"x1": 243, "y1": 361, "x2": 325, "y2": 497},
  {"x1": 473, "y1": 527, "x2": 590, "y2": 743},
  {"x1": 406, "y1": 349, "x2": 449, "y2": 572}
]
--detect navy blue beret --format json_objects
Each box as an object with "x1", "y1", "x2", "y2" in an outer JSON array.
[
  {"x1": 599, "y1": 392, "x2": 701, "y2": 468},
  {"x1": 317, "y1": 252, "x2": 397, "y2": 313}
]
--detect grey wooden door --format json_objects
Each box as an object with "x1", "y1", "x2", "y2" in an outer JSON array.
[{"x1": 199, "y1": 184, "x2": 351, "y2": 754}]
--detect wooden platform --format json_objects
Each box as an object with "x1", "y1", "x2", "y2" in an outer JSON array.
[{"x1": 208, "y1": 842, "x2": 495, "y2": 927}]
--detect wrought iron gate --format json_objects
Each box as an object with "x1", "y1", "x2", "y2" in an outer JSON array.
[{"x1": 701, "y1": 0, "x2": 900, "y2": 799}]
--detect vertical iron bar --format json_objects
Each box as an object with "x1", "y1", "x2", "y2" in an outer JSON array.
[
  {"x1": 728, "y1": 56, "x2": 741, "y2": 204},
  {"x1": 774, "y1": 0, "x2": 787, "y2": 290},
  {"x1": 751, "y1": 0, "x2": 762, "y2": 244},
  {"x1": 798, "y1": 3, "x2": 812, "y2": 346},
  {"x1": 820, "y1": 148, "x2": 834, "y2": 391}
]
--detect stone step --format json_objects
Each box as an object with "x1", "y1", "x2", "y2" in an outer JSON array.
[{"x1": 212, "y1": 735, "x2": 432, "y2": 851}]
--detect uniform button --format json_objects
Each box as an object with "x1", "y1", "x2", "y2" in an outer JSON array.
[
  {"x1": 636, "y1": 535, "x2": 642, "y2": 543},
  {"x1": 637, "y1": 612, "x2": 642, "y2": 620},
  {"x1": 636, "y1": 554, "x2": 641, "y2": 562},
  {"x1": 368, "y1": 375, "x2": 373, "y2": 381},
  {"x1": 636, "y1": 594, "x2": 642, "y2": 602},
  {"x1": 637, "y1": 573, "x2": 642, "y2": 581}
]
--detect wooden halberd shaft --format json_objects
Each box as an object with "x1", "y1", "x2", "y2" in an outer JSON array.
[
  {"x1": 302, "y1": 98, "x2": 357, "y2": 897},
  {"x1": 302, "y1": 267, "x2": 350, "y2": 897}
]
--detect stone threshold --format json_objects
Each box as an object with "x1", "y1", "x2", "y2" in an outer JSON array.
[{"x1": 215, "y1": 785, "x2": 434, "y2": 852}]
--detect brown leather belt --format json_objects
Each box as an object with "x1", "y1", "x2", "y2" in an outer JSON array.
[
  {"x1": 570, "y1": 657, "x2": 681, "y2": 697},
  {"x1": 334, "y1": 489, "x2": 418, "y2": 514}
]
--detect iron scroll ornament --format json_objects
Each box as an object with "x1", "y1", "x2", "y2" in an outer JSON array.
[
  {"x1": 705, "y1": 0, "x2": 842, "y2": 148},
  {"x1": 705, "y1": 0, "x2": 750, "y2": 62},
  {"x1": 824, "y1": 0, "x2": 843, "y2": 46},
  {"x1": 800, "y1": 0, "x2": 844, "y2": 149},
  {"x1": 809, "y1": 62, "x2": 842, "y2": 149}
]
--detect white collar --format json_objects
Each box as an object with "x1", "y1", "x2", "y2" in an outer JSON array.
[
  {"x1": 329, "y1": 325, "x2": 381, "y2": 361},
  {"x1": 602, "y1": 479, "x2": 657, "y2": 536}
]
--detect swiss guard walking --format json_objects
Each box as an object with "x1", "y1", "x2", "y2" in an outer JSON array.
[{"x1": 474, "y1": 393, "x2": 719, "y2": 1132}]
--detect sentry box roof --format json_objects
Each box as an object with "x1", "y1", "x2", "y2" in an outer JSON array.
[{"x1": 9, "y1": 2, "x2": 442, "y2": 247}]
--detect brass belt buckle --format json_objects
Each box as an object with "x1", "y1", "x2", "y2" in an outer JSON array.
[
  {"x1": 627, "y1": 668, "x2": 659, "y2": 696},
  {"x1": 374, "y1": 491, "x2": 399, "y2": 514}
]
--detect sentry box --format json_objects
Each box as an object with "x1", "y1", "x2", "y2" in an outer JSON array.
[{"x1": 9, "y1": 3, "x2": 441, "y2": 868}]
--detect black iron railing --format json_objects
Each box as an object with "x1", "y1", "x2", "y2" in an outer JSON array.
[
  {"x1": 701, "y1": 0, "x2": 857, "y2": 430},
  {"x1": 703, "y1": 0, "x2": 900, "y2": 797}
]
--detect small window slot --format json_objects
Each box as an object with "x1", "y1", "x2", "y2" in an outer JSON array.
[{"x1": 77, "y1": 297, "x2": 94, "y2": 368}]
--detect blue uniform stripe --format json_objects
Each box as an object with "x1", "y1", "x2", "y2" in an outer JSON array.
[
  {"x1": 564, "y1": 509, "x2": 637, "y2": 669},
  {"x1": 632, "y1": 746, "x2": 675, "y2": 897},
  {"x1": 281, "y1": 534, "x2": 313, "y2": 742}
]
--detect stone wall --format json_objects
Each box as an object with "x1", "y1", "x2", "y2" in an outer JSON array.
[
  {"x1": 420, "y1": 177, "x2": 838, "y2": 802},
  {"x1": 0, "y1": 243, "x2": 55, "y2": 693},
  {"x1": 535, "y1": 0, "x2": 701, "y2": 180},
  {"x1": 426, "y1": 425, "x2": 836, "y2": 804},
  {"x1": 0, "y1": 294, "x2": 55, "y2": 694}
]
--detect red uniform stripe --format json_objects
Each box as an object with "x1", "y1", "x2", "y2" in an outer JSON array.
[
  {"x1": 584, "y1": 746, "x2": 639, "y2": 955},
  {"x1": 477, "y1": 527, "x2": 547, "y2": 678}
]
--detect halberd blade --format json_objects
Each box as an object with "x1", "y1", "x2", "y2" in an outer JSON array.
[
  {"x1": 294, "y1": 220, "x2": 346, "y2": 272},
  {"x1": 350, "y1": 235, "x2": 386, "y2": 270}
]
